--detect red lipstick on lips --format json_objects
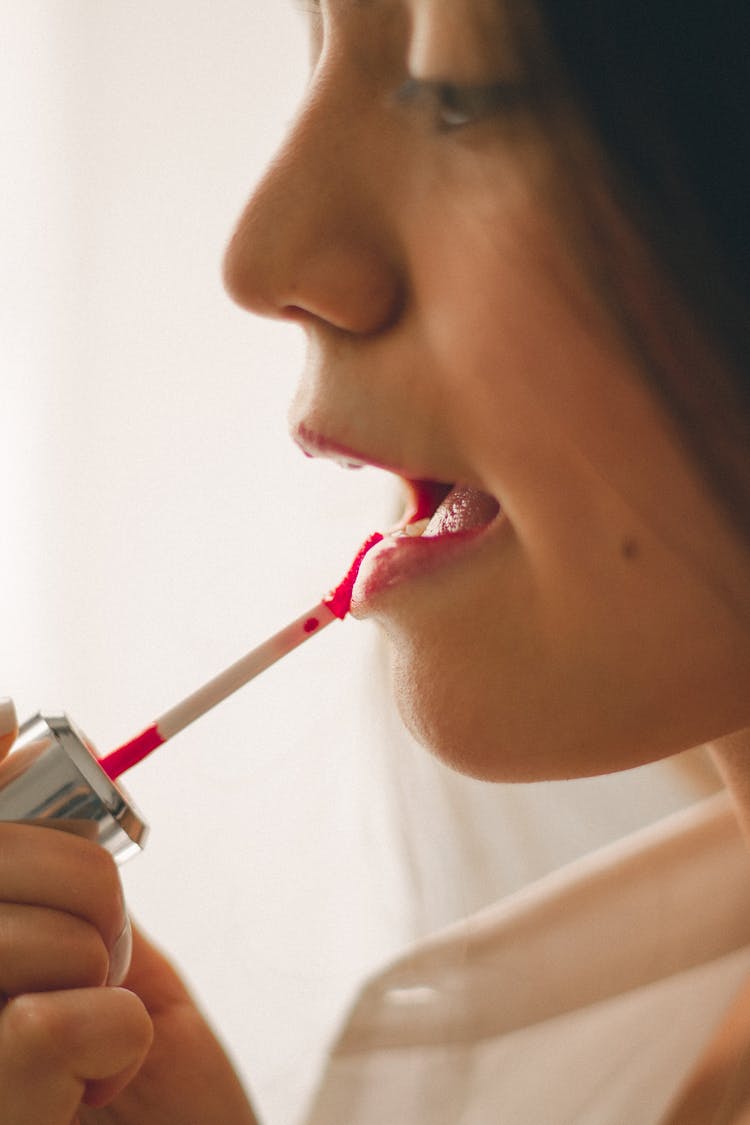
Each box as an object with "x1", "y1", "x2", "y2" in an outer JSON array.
[{"x1": 353, "y1": 484, "x2": 503, "y2": 609}]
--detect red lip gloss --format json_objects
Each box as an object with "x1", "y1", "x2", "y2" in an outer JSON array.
[{"x1": 320, "y1": 532, "x2": 384, "y2": 620}]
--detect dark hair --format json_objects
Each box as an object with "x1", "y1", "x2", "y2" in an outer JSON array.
[{"x1": 520, "y1": 2, "x2": 750, "y2": 538}]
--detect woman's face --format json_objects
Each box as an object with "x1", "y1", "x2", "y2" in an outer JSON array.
[{"x1": 224, "y1": 0, "x2": 750, "y2": 780}]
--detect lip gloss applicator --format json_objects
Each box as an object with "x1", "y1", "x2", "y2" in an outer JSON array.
[
  {"x1": 0, "y1": 532, "x2": 383, "y2": 864},
  {"x1": 99, "y1": 531, "x2": 383, "y2": 780}
]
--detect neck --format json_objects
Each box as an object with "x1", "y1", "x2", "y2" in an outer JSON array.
[{"x1": 709, "y1": 728, "x2": 750, "y2": 842}]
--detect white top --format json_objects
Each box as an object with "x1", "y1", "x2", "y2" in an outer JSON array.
[{"x1": 304, "y1": 792, "x2": 750, "y2": 1124}]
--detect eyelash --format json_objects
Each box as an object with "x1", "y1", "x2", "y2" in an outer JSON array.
[{"x1": 394, "y1": 79, "x2": 530, "y2": 134}]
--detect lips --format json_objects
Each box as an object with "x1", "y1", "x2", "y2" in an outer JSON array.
[
  {"x1": 293, "y1": 424, "x2": 504, "y2": 606},
  {"x1": 348, "y1": 480, "x2": 504, "y2": 610}
]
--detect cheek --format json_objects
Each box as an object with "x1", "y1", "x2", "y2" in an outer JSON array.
[
  {"x1": 412, "y1": 177, "x2": 615, "y2": 426},
  {"x1": 413, "y1": 213, "x2": 566, "y2": 446},
  {"x1": 418, "y1": 229, "x2": 688, "y2": 545},
  {"x1": 375, "y1": 507, "x2": 750, "y2": 783}
]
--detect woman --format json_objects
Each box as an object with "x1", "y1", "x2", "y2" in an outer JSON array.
[{"x1": 1, "y1": 1, "x2": 749, "y2": 1121}]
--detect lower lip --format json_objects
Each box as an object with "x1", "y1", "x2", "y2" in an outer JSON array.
[{"x1": 351, "y1": 516, "x2": 506, "y2": 612}]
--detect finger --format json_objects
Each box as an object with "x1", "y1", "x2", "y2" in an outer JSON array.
[
  {"x1": 120, "y1": 920, "x2": 191, "y2": 1005},
  {"x1": 0, "y1": 823, "x2": 127, "y2": 952},
  {"x1": 0, "y1": 698, "x2": 18, "y2": 761},
  {"x1": 0, "y1": 987, "x2": 153, "y2": 1123},
  {"x1": 107, "y1": 914, "x2": 133, "y2": 987},
  {"x1": 0, "y1": 905, "x2": 109, "y2": 996}
]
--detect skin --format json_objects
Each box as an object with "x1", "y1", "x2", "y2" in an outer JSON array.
[
  {"x1": 223, "y1": 0, "x2": 750, "y2": 782},
  {"x1": 1, "y1": 0, "x2": 749, "y2": 1119}
]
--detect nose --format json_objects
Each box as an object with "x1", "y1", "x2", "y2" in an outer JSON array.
[{"x1": 223, "y1": 81, "x2": 404, "y2": 336}]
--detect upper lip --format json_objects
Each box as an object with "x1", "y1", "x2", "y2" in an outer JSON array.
[
  {"x1": 293, "y1": 421, "x2": 457, "y2": 527},
  {"x1": 293, "y1": 421, "x2": 493, "y2": 530},
  {"x1": 294, "y1": 420, "x2": 457, "y2": 488},
  {"x1": 293, "y1": 422, "x2": 384, "y2": 470}
]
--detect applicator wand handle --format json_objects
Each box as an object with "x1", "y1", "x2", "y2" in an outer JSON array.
[
  {"x1": 0, "y1": 532, "x2": 383, "y2": 863},
  {"x1": 99, "y1": 602, "x2": 338, "y2": 780},
  {"x1": 99, "y1": 530, "x2": 383, "y2": 780}
]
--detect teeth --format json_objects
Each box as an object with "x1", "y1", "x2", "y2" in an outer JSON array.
[{"x1": 393, "y1": 517, "x2": 431, "y2": 539}]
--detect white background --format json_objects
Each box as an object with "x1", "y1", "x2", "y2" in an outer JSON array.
[{"x1": 0, "y1": 5, "x2": 721, "y2": 1122}]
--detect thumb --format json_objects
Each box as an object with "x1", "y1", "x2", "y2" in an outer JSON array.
[{"x1": 0, "y1": 698, "x2": 18, "y2": 761}]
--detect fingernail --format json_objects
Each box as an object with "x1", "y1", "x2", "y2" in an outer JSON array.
[
  {"x1": 0, "y1": 698, "x2": 17, "y2": 738},
  {"x1": 108, "y1": 915, "x2": 133, "y2": 987}
]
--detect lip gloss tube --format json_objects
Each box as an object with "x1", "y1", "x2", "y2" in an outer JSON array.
[{"x1": 0, "y1": 713, "x2": 147, "y2": 865}]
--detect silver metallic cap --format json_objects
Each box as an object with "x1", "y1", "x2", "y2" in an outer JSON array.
[{"x1": 0, "y1": 713, "x2": 148, "y2": 864}]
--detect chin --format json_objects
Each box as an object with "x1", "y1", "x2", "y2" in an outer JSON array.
[
  {"x1": 389, "y1": 647, "x2": 536, "y2": 783},
  {"x1": 388, "y1": 644, "x2": 674, "y2": 785}
]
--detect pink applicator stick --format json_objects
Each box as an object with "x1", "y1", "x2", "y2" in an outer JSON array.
[{"x1": 99, "y1": 532, "x2": 383, "y2": 780}]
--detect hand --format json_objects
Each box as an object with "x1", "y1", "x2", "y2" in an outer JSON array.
[
  {"x1": 80, "y1": 924, "x2": 261, "y2": 1125},
  {"x1": 0, "y1": 702, "x2": 260, "y2": 1124}
]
